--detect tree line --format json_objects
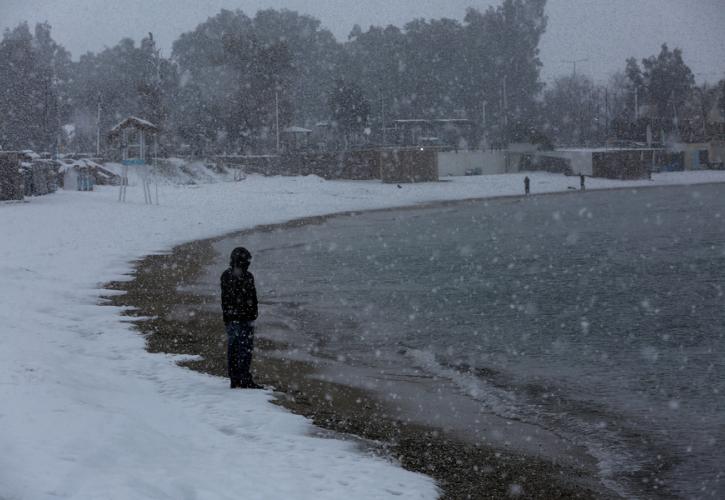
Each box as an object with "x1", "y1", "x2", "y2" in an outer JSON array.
[
  {"x1": 0, "y1": 0, "x2": 722, "y2": 155},
  {"x1": 542, "y1": 44, "x2": 724, "y2": 147}
]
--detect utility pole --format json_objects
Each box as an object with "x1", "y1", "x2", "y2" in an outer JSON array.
[
  {"x1": 482, "y1": 99, "x2": 487, "y2": 149},
  {"x1": 502, "y1": 75, "x2": 508, "y2": 134},
  {"x1": 275, "y1": 91, "x2": 280, "y2": 153},
  {"x1": 96, "y1": 97, "x2": 101, "y2": 157},
  {"x1": 604, "y1": 87, "x2": 610, "y2": 142},
  {"x1": 634, "y1": 85, "x2": 639, "y2": 120},
  {"x1": 380, "y1": 89, "x2": 386, "y2": 146},
  {"x1": 561, "y1": 58, "x2": 589, "y2": 77},
  {"x1": 502, "y1": 75, "x2": 509, "y2": 171},
  {"x1": 701, "y1": 87, "x2": 708, "y2": 140}
]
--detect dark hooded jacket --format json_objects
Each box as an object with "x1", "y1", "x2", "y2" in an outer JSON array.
[{"x1": 221, "y1": 248, "x2": 258, "y2": 324}]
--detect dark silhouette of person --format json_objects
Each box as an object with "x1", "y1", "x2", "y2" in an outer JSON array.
[
  {"x1": 580, "y1": 174, "x2": 586, "y2": 191},
  {"x1": 524, "y1": 176, "x2": 530, "y2": 195},
  {"x1": 221, "y1": 247, "x2": 262, "y2": 389}
]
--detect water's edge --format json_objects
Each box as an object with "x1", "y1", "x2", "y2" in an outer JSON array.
[{"x1": 99, "y1": 190, "x2": 648, "y2": 499}]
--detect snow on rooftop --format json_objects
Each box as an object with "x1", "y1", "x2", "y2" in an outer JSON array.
[
  {"x1": 57, "y1": 158, "x2": 102, "y2": 173},
  {"x1": 282, "y1": 126, "x2": 312, "y2": 133},
  {"x1": 550, "y1": 147, "x2": 664, "y2": 153},
  {"x1": 109, "y1": 116, "x2": 158, "y2": 133},
  {"x1": 20, "y1": 149, "x2": 41, "y2": 159}
]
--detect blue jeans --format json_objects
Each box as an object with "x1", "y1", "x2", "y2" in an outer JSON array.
[{"x1": 225, "y1": 321, "x2": 255, "y2": 385}]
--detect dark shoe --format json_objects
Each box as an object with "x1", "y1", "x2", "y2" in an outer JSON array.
[
  {"x1": 230, "y1": 380, "x2": 242, "y2": 389},
  {"x1": 241, "y1": 381, "x2": 264, "y2": 390}
]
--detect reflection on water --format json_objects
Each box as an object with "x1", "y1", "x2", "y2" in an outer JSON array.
[{"x1": 205, "y1": 184, "x2": 725, "y2": 498}]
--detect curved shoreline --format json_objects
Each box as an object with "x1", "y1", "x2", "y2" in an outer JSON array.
[
  {"x1": 101, "y1": 182, "x2": 719, "y2": 498},
  {"x1": 100, "y1": 183, "x2": 724, "y2": 498}
]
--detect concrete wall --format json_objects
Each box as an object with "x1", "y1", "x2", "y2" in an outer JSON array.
[
  {"x1": 437, "y1": 151, "x2": 507, "y2": 176},
  {"x1": 537, "y1": 150, "x2": 593, "y2": 176}
]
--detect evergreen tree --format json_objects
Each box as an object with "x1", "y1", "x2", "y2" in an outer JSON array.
[
  {"x1": 0, "y1": 22, "x2": 69, "y2": 152},
  {"x1": 542, "y1": 74, "x2": 603, "y2": 146},
  {"x1": 625, "y1": 44, "x2": 694, "y2": 120},
  {"x1": 328, "y1": 79, "x2": 370, "y2": 147},
  {"x1": 173, "y1": 9, "x2": 297, "y2": 153},
  {"x1": 463, "y1": 0, "x2": 548, "y2": 142},
  {"x1": 65, "y1": 35, "x2": 178, "y2": 153}
]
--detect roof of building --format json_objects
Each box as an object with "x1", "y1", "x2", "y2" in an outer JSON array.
[
  {"x1": 108, "y1": 116, "x2": 159, "y2": 137},
  {"x1": 393, "y1": 119, "x2": 430, "y2": 124},
  {"x1": 282, "y1": 126, "x2": 313, "y2": 134},
  {"x1": 392, "y1": 118, "x2": 474, "y2": 125}
]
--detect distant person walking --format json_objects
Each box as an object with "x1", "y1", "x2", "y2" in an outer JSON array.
[
  {"x1": 524, "y1": 176, "x2": 530, "y2": 196},
  {"x1": 580, "y1": 174, "x2": 586, "y2": 191},
  {"x1": 221, "y1": 247, "x2": 262, "y2": 389}
]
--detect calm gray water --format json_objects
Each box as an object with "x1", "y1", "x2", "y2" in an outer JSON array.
[{"x1": 204, "y1": 184, "x2": 725, "y2": 498}]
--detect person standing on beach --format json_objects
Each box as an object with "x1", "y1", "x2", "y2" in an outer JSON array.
[
  {"x1": 524, "y1": 176, "x2": 530, "y2": 196},
  {"x1": 221, "y1": 247, "x2": 262, "y2": 389}
]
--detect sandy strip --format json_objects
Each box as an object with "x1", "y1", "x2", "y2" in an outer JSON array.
[{"x1": 103, "y1": 196, "x2": 628, "y2": 499}]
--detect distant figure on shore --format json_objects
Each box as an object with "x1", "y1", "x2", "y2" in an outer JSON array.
[
  {"x1": 221, "y1": 247, "x2": 262, "y2": 389},
  {"x1": 580, "y1": 174, "x2": 586, "y2": 191},
  {"x1": 524, "y1": 176, "x2": 530, "y2": 196}
]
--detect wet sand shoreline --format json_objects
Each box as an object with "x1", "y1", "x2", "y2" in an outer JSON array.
[{"x1": 102, "y1": 194, "x2": 631, "y2": 499}]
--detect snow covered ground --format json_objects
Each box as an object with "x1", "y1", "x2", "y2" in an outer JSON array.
[{"x1": 2, "y1": 170, "x2": 725, "y2": 500}]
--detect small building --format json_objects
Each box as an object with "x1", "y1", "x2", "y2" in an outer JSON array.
[
  {"x1": 14, "y1": 152, "x2": 60, "y2": 196},
  {"x1": 391, "y1": 119, "x2": 475, "y2": 149},
  {"x1": 380, "y1": 148, "x2": 439, "y2": 183},
  {"x1": 107, "y1": 116, "x2": 159, "y2": 164},
  {"x1": 312, "y1": 121, "x2": 335, "y2": 151},
  {"x1": 59, "y1": 159, "x2": 104, "y2": 191},
  {"x1": 392, "y1": 119, "x2": 433, "y2": 147},
  {"x1": 670, "y1": 141, "x2": 725, "y2": 170},
  {"x1": 20, "y1": 159, "x2": 59, "y2": 196},
  {"x1": 534, "y1": 148, "x2": 679, "y2": 179},
  {"x1": 281, "y1": 126, "x2": 312, "y2": 152},
  {"x1": 0, "y1": 152, "x2": 24, "y2": 201}
]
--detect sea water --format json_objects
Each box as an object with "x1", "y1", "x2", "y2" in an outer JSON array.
[{"x1": 206, "y1": 184, "x2": 725, "y2": 498}]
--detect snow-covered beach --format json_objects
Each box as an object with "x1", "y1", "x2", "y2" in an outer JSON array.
[{"x1": 3, "y1": 170, "x2": 725, "y2": 499}]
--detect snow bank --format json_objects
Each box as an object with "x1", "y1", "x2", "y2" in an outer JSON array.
[
  {"x1": 103, "y1": 159, "x2": 235, "y2": 185},
  {"x1": 1, "y1": 170, "x2": 724, "y2": 499}
]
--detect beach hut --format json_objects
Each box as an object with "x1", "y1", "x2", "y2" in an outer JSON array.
[
  {"x1": 60, "y1": 160, "x2": 95, "y2": 191},
  {"x1": 107, "y1": 116, "x2": 160, "y2": 203},
  {"x1": 107, "y1": 116, "x2": 159, "y2": 163},
  {"x1": 281, "y1": 126, "x2": 312, "y2": 152}
]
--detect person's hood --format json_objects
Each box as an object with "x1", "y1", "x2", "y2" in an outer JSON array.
[{"x1": 229, "y1": 247, "x2": 251, "y2": 270}]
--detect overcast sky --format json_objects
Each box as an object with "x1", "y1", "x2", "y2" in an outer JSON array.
[{"x1": 2, "y1": 0, "x2": 724, "y2": 85}]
